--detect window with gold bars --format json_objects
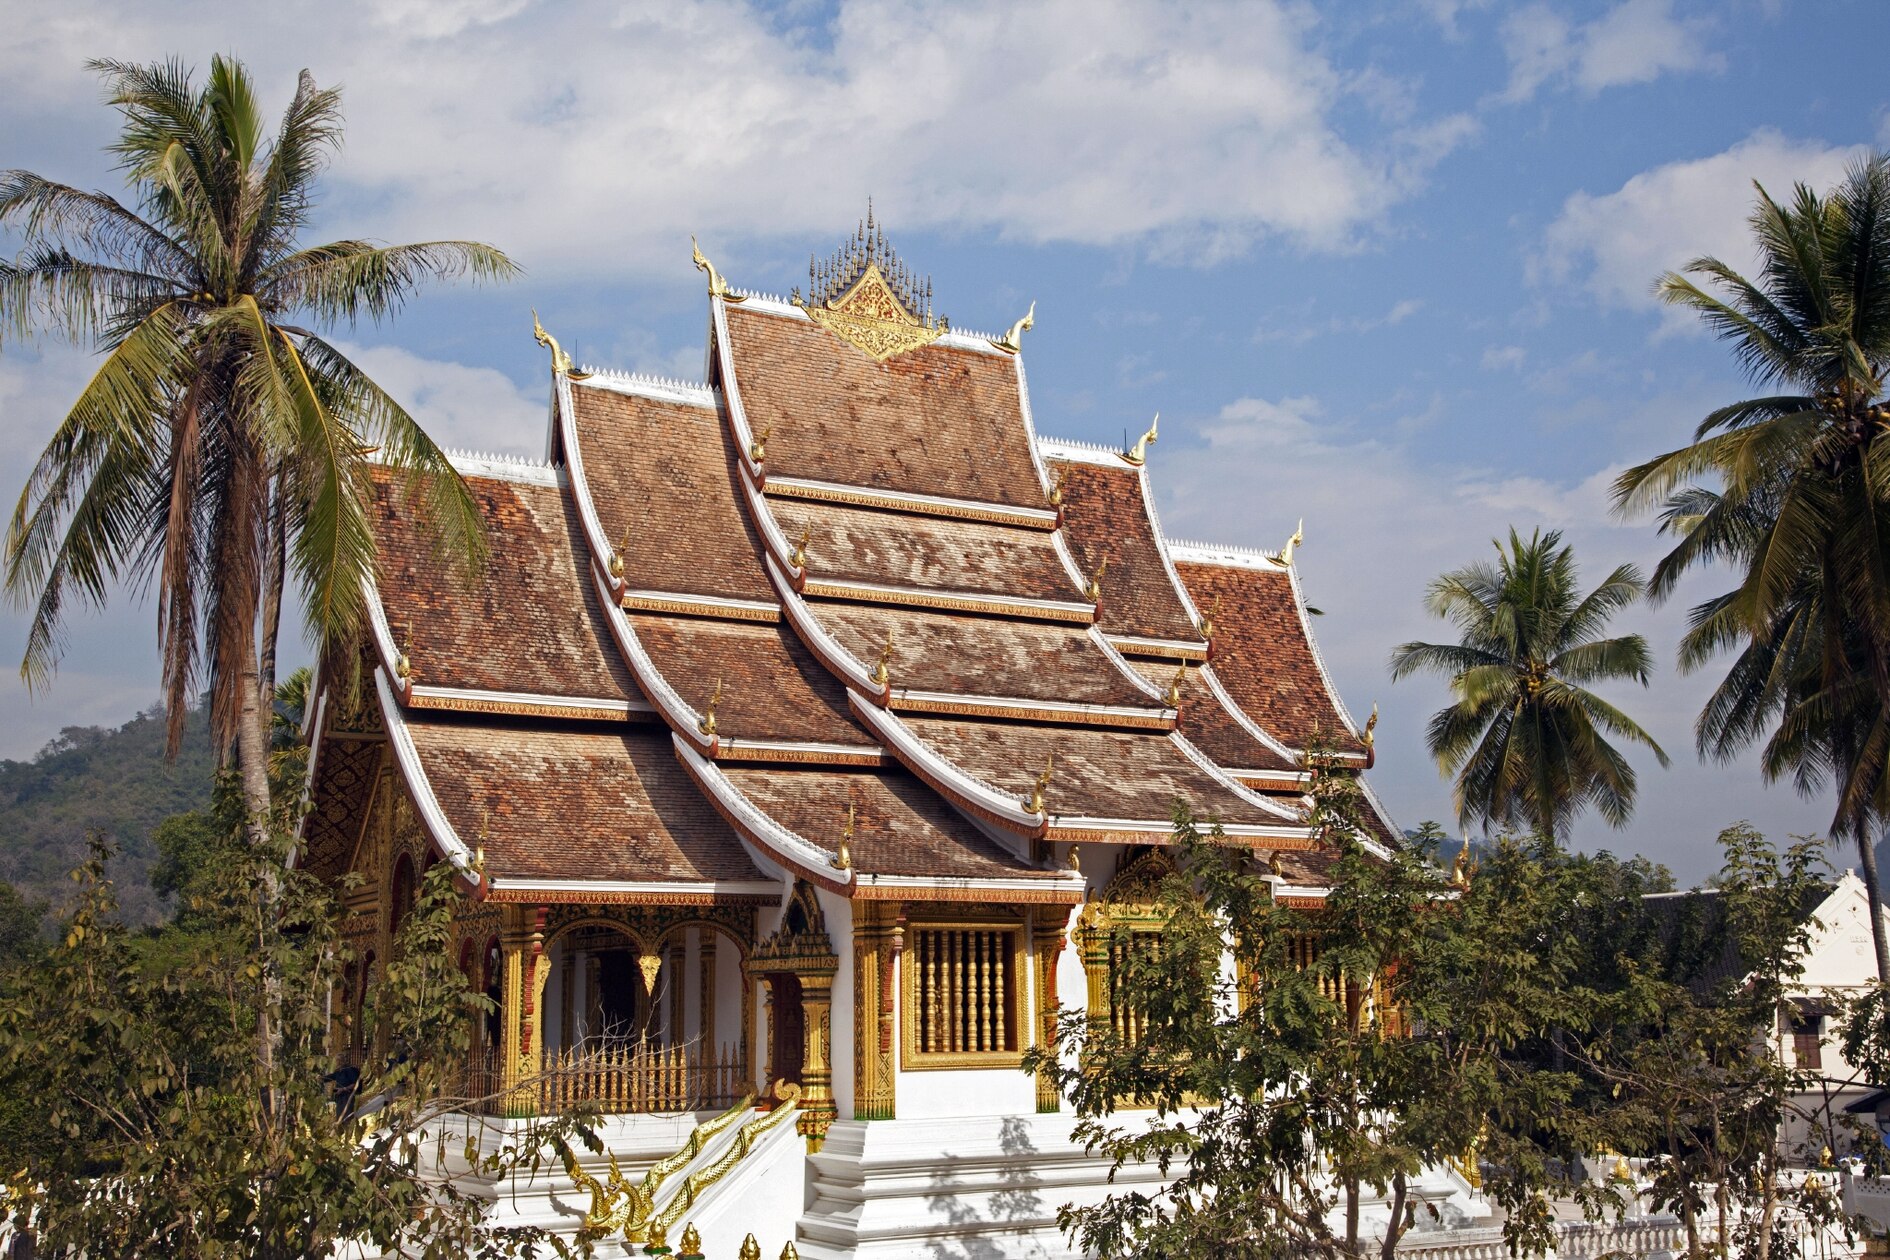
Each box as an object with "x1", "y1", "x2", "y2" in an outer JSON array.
[
  {"x1": 905, "y1": 925, "x2": 1023, "y2": 1065},
  {"x1": 1105, "y1": 931, "x2": 1164, "y2": 1046}
]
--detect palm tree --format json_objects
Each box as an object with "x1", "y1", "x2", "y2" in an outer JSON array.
[
  {"x1": 1390, "y1": 528, "x2": 1669, "y2": 841},
  {"x1": 1612, "y1": 153, "x2": 1890, "y2": 985},
  {"x1": 0, "y1": 56, "x2": 502, "y2": 844}
]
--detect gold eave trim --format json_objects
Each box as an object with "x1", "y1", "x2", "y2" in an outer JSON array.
[
  {"x1": 406, "y1": 685, "x2": 657, "y2": 723},
  {"x1": 765, "y1": 476, "x2": 1058, "y2": 531},
  {"x1": 484, "y1": 878, "x2": 781, "y2": 906},
  {"x1": 852, "y1": 873, "x2": 1085, "y2": 904},
  {"x1": 801, "y1": 578, "x2": 1093, "y2": 624},
  {"x1": 621, "y1": 589, "x2": 782, "y2": 623},
  {"x1": 715, "y1": 739, "x2": 886, "y2": 767},
  {"x1": 1105, "y1": 634, "x2": 1211, "y2": 662},
  {"x1": 1045, "y1": 819, "x2": 1315, "y2": 846},
  {"x1": 890, "y1": 690, "x2": 1174, "y2": 731},
  {"x1": 1233, "y1": 770, "x2": 1312, "y2": 791}
]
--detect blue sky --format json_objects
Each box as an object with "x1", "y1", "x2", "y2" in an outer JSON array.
[{"x1": 2, "y1": 0, "x2": 1887, "y2": 881}]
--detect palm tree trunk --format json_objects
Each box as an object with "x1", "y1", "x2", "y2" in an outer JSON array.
[
  {"x1": 1856, "y1": 823, "x2": 1890, "y2": 989},
  {"x1": 234, "y1": 631, "x2": 278, "y2": 1084},
  {"x1": 258, "y1": 475, "x2": 285, "y2": 722}
]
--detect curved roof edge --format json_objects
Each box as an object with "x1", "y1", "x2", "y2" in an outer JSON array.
[{"x1": 673, "y1": 735, "x2": 855, "y2": 893}]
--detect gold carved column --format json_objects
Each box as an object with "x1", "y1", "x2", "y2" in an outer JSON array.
[
  {"x1": 746, "y1": 882, "x2": 842, "y2": 1151},
  {"x1": 798, "y1": 969, "x2": 838, "y2": 1149},
  {"x1": 497, "y1": 904, "x2": 549, "y2": 1117},
  {"x1": 853, "y1": 903, "x2": 899, "y2": 1121},
  {"x1": 1031, "y1": 913, "x2": 1068, "y2": 1113}
]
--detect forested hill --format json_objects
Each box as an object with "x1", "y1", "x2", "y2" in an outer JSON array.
[{"x1": 0, "y1": 705, "x2": 215, "y2": 925}]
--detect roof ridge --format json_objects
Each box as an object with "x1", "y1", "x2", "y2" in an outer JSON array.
[
  {"x1": 574, "y1": 366, "x2": 715, "y2": 393},
  {"x1": 1169, "y1": 538, "x2": 1289, "y2": 570},
  {"x1": 442, "y1": 448, "x2": 563, "y2": 488}
]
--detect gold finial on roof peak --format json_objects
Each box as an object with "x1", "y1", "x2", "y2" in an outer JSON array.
[
  {"x1": 699, "y1": 678, "x2": 723, "y2": 737},
  {"x1": 1049, "y1": 466, "x2": 1067, "y2": 509},
  {"x1": 609, "y1": 525, "x2": 630, "y2": 581},
  {"x1": 531, "y1": 308, "x2": 587, "y2": 378},
  {"x1": 991, "y1": 300, "x2": 1035, "y2": 354},
  {"x1": 837, "y1": 802, "x2": 855, "y2": 871},
  {"x1": 797, "y1": 204, "x2": 945, "y2": 361},
  {"x1": 1120, "y1": 412, "x2": 1159, "y2": 466},
  {"x1": 790, "y1": 524, "x2": 810, "y2": 570},
  {"x1": 1025, "y1": 753, "x2": 1055, "y2": 815},
  {"x1": 871, "y1": 630, "x2": 895, "y2": 687},
  {"x1": 1279, "y1": 519, "x2": 1304, "y2": 567},
  {"x1": 1068, "y1": 842, "x2": 1082, "y2": 872},
  {"x1": 1268, "y1": 849, "x2": 1284, "y2": 877},
  {"x1": 1165, "y1": 661, "x2": 1187, "y2": 708},
  {"x1": 750, "y1": 424, "x2": 772, "y2": 463},
  {"x1": 1362, "y1": 703, "x2": 1378, "y2": 747},
  {"x1": 1198, "y1": 594, "x2": 1221, "y2": 641},
  {"x1": 1085, "y1": 556, "x2": 1108, "y2": 603},
  {"x1": 692, "y1": 236, "x2": 744, "y2": 303}
]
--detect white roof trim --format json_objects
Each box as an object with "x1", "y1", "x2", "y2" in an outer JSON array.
[
  {"x1": 490, "y1": 877, "x2": 780, "y2": 898},
  {"x1": 769, "y1": 555, "x2": 884, "y2": 696},
  {"x1": 1053, "y1": 815, "x2": 1309, "y2": 841},
  {"x1": 1198, "y1": 663, "x2": 1303, "y2": 763},
  {"x1": 1169, "y1": 539, "x2": 1289, "y2": 573},
  {"x1": 1283, "y1": 559, "x2": 1363, "y2": 741},
  {"x1": 571, "y1": 371, "x2": 718, "y2": 410},
  {"x1": 893, "y1": 687, "x2": 1168, "y2": 726},
  {"x1": 1089, "y1": 625, "x2": 1174, "y2": 706},
  {"x1": 1168, "y1": 730, "x2": 1309, "y2": 823},
  {"x1": 552, "y1": 369, "x2": 619, "y2": 589},
  {"x1": 717, "y1": 737, "x2": 884, "y2": 761},
  {"x1": 673, "y1": 736, "x2": 855, "y2": 884},
  {"x1": 856, "y1": 871, "x2": 1086, "y2": 896},
  {"x1": 408, "y1": 684, "x2": 654, "y2": 718},
  {"x1": 765, "y1": 475, "x2": 1059, "y2": 529},
  {"x1": 375, "y1": 667, "x2": 475, "y2": 877},
  {"x1": 591, "y1": 567, "x2": 715, "y2": 752},
  {"x1": 364, "y1": 576, "x2": 405, "y2": 680},
  {"x1": 1010, "y1": 350, "x2": 1063, "y2": 517},
  {"x1": 1356, "y1": 776, "x2": 1402, "y2": 849},
  {"x1": 443, "y1": 449, "x2": 562, "y2": 487},
  {"x1": 1133, "y1": 460, "x2": 1211, "y2": 636},
  {"x1": 620, "y1": 589, "x2": 781, "y2": 619},
  {"x1": 847, "y1": 695, "x2": 1042, "y2": 830},
  {"x1": 806, "y1": 575, "x2": 1092, "y2": 621},
  {"x1": 1038, "y1": 435, "x2": 1132, "y2": 467},
  {"x1": 1106, "y1": 633, "x2": 1211, "y2": 656}
]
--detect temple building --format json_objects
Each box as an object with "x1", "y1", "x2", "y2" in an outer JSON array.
[{"x1": 300, "y1": 215, "x2": 1460, "y2": 1257}]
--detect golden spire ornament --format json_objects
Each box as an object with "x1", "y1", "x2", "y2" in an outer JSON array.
[
  {"x1": 1049, "y1": 466, "x2": 1067, "y2": 508},
  {"x1": 698, "y1": 678, "x2": 723, "y2": 737},
  {"x1": 1279, "y1": 519, "x2": 1304, "y2": 567},
  {"x1": 531, "y1": 308, "x2": 587, "y2": 378},
  {"x1": 1120, "y1": 412, "x2": 1159, "y2": 466},
  {"x1": 677, "y1": 1223, "x2": 704, "y2": 1260},
  {"x1": 739, "y1": 1236, "x2": 762, "y2": 1260},
  {"x1": 691, "y1": 236, "x2": 744, "y2": 302},
  {"x1": 1197, "y1": 594, "x2": 1221, "y2": 641},
  {"x1": 750, "y1": 424, "x2": 772, "y2": 462},
  {"x1": 1024, "y1": 754, "x2": 1055, "y2": 814},
  {"x1": 1165, "y1": 661, "x2": 1187, "y2": 707},
  {"x1": 608, "y1": 525, "x2": 631, "y2": 581},
  {"x1": 871, "y1": 630, "x2": 895, "y2": 686},
  {"x1": 1362, "y1": 703, "x2": 1378, "y2": 747},
  {"x1": 1085, "y1": 556, "x2": 1108, "y2": 603},
  {"x1": 836, "y1": 803, "x2": 855, "y2": 871},
  {"x1": 990, "y1": 300, "x2": 1035, "y2": 353},
  {"x1": 790, "y1": 524, "x2": 811, "y2": 569}
]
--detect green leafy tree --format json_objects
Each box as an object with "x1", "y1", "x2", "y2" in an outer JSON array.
[
  {"x1": 0, "y1": 56, "x2": 499, "y2": 848},
  {"x1": 0, "y1": 828, "x2": 593, "y2": 1258},
  {"x1": 1390, "y1": 528, "x2": 1668, "y2": 841},
  {"x1": 1612, "y1": 153, "x2": 1890, "y2": 987},
  {"x1": 0, "y1": 879, "x2": 46, "y2": 968},
  {"x1": 1029, "y1": 766, "x2": 1603, "y2": 1260}
]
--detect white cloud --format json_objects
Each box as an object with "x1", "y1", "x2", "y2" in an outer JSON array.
[
  {"x1": 1535, "y1": 130, "x2": 1863, "y2": 323},
  {"x1": 1253, "y1": 297, "x2": 1426, "y2": 346},
  {"x1": 332, "y1": 342, "x2": 546, "y2": 459},
  {"x1": 1481, "y1": 345, "x2": 1526, "y2": 372},
  {"x1": 0, "y1": 0, "x2": 1473, "y2": 277},
  {"x1": 1155, "y1": 394, "x2": 1832, "y2": 875},
  {"x1": 1499, "y1": 0, "x2": 1719, "y2": 103}
]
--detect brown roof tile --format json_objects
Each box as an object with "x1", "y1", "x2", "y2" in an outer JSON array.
[
  {"x1": 1123, "y1": 658, "x2": 1299, "y2": 774},
  {"x1": 808, "y1": 601, "x2": 1157, "y2": 710},
  {"x1": 372, "y1": 469, "x2": 634, "y2": 702},
  {"x1": 723, "y1": 306, "x2": 1047, "y2": 508},
  {"x1": 404, "y1": 718, "x2": 763, "y2": 885},
  {"x1": 1051, "y1": 458, "x2": 1202, "y2": 644},
  {"x1": 628, "y1": 613, "x2": 875, "y2": 747},
  {"x1": 717, "y1": 766, "x2": 1061, "y2": 881},
  {"x1": 902, "y1": 717, "x2": 1289, "y2": 828},
  {"x1": 568, "y1": 383, "x2": 774, "y2": 603},
  {"x1": 1176, "y1": 560, "x2": 1366, "y2": 756},
  {"x1": 773, "y1": 496, "x2": 1082, "y2": 604}
]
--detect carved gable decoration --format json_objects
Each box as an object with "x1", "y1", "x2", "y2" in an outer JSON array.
[{"x1": 792, "y1": 204, "x2": 947, "y2": 363}]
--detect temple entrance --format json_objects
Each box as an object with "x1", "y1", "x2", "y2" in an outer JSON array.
[
  {"x1": 766, "y1": 972, "x2": 805, "y2": 1088},
  {"x1": 590, "y1": 946, "x2": 643, "y2": 1043}
]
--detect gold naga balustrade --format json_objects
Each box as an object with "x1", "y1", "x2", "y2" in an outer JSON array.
[
  {"x1": 561, "y1": 1089, "x2": 756, "y2": 1238},
  {"x1": 641, "y1": 1081, "x2": 805, "y2": 1246}
]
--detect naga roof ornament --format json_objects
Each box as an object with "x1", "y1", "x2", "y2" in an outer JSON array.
[
  {"x1": 531, "y1": 309, "x2": 589, "y2": 379},
  {"x1": 791, "y1": 202, "x2": 948, "y2": 362},
  {"x1": 1120, "y1": 412, "x2": 1159, "y2": 466},
  {"x1": 691, "y1": 236, "x2": 745, "y2": 302},
  {"x1": 1279, "y1": 518, "x2": 1305, "y2": 567},
  {"x1": 990, "y1": 300, "x2": 1035, "y2": 354}
]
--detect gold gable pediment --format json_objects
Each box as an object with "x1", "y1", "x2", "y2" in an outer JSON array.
[{"x1": 803, "y1": 262, "x2": 943, "y2": 363}]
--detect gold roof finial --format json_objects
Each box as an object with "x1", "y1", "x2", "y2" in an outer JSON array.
[
  {"x1": 871, "y1": 630, "x2": 895, "y2": 687},
  {"x1": 1279, "y1": 519, "x2": 1304, "y2": 567},
  {"x1": 699, "y1": 678, "x2": 723, "y2": 737},
  {"x1": 750, "y1": 424, "x2": 772, "y2": 462},
  {"x1": 790, "y1": 524, "x2": 811, "y2": 570},
  {"x1": 647, "y1": 1219, "x2": 669, "y2": 1249},
  {"x1": 1049, "y1": 466, "x2": 1067, "y2": 509},
  {"x1": 1451, "y1": 845, "x2": 1471, "y2": 891},
  {"x1": 1165, "y1": 661, "x2": 1188, "y2": 708},
  {"x1": 1362, "y1": 703, "x2": 1378, "y2": 747},
  {"x1": 1085, "y1": 556, "x2": 1108, "y2": 603},
  {"x1": 780, "y1": 1243, "x2": 801, "y2": 1260},
  {"x1": 531, "y1": 308, "x2": 584, "y2": 377},
  {"x1": 1068, "y1": 842, "x2": 1082, "y2": 872},
  {"x1": 691, "y1": 236, "x2": 745, "y2": 302},
  {"x1": 1268, "y1": 849, "x2": 1284, "y2": 877},
  {"x1": 1120, "y1": 412, "x2": 1159, "y2": 466},
  {"x1": 1024, "y1": 753, "x2": 1055, "y2": 814},
  {"x1": 1198, "y1": 594, "x2": 1221, "y2": 641},
  {"x1": 739, "y1": 1235, "x2": 762, "y2": 1260},
  {"x1": 608, "y1": 525, "x2": 630, "y2": 581},
  {"x1": 991, "y1": 300, "x2": 1035, "y2": 354},
  {"x1": 837, "y1": 803, "x2": 855, "y2": 871},
  {"x1": 679, "y1": 1223, "x2": 704, "y2": 1258}
]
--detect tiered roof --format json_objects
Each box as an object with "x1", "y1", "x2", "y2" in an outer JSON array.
[{"x1": 305, "y1": 222, "x2": 1397, "y2": 906}]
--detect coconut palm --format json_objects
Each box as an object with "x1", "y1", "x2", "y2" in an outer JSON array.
[
  {"x1": 1612, "y1": 153, "x2": 1890, "y2": 984},
  {"x1": 0, "y1": 56, "x2": 503, "y2": 842},
  {"x1": 1390, "y1": 528, "x2": 1669, "y2": 841}
]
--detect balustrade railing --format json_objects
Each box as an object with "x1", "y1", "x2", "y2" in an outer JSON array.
[{"x1": 465, "y1": 1042, "x2": 749, "y2": 1115}]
